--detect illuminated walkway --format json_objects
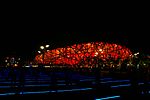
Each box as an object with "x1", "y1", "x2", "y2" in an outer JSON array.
[{"x1": 0, "y1": 71, "x2": 150, "y2": 99}]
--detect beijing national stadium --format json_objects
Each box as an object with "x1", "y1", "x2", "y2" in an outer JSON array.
[{"x1": 35, "y1": 41, "x2": 133, "y2": 68}]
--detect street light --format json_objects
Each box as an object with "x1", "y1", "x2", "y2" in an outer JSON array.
[
  {"x1": 39, "y1": 44, "x2": 50, "y2": 64},
  {"x1": 45, "y1": 45, "x2": 49, "y2": 48},
  {"x1": 38, "y1": 51, "x2": 41, "y2": 53},
  {"x1": 40, "y1": 46, "x2": 44, "y2": 50}
]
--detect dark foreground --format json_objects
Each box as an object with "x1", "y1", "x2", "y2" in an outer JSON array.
[
  {"x1": 0, "y1": 67, "x2": 150, "y2": 100},
  {"x1": 1, "y1": 89, "x2": 150, "y2": 100}
]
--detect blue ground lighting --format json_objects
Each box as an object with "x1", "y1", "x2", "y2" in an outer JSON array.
[
  {"x1": 95, "y1": 95, "x2": 120, "y2": 100},
  {"x1": 1, "y1": 71, "x2": 150, "y2": 98},
  {"x1": 100, "y1": 80, "x2": 130, "y2": 83},
  {"x1": 111, "y1": 82, "x2": 150, "y2": 88},
  {"x1": 111, "y1": 84, "x2": 131, "y2": 88},
  {"x1": 0, "y1": 87, "x2": 93, "y2": 96}
]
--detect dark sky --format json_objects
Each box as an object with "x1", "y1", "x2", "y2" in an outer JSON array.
[
  {"x1": 0, "y1": 31, "x2": 149, "y2": 63},
  {"x1": 0, "y1": 10, "x2": 149, "y2": 62},
  {"x1": 0, "y1": 3, "x2": 149, "y2": 65}
]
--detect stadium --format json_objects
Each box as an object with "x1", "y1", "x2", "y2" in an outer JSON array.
[{"x1": 35, "y1": 41, "x2": 132, "y2": 69}]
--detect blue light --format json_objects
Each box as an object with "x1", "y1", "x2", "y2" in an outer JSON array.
[
  {"x1": 138, "y1": 82, "x2": 144, "y2": 85},
  {"x1": 95, "y1": 95, "x2": 120, "y2": 100},
  {"x1": 111, "y1": 84, "x2": 131, "y2": 88},
  {"x1": 25, "y1": 84, "x2": 49, "y2": 87},
  {"x1": 0, "y1": 93, "x2": 15, "y2": 96},
  {"x1": 111, "y1": 82, "x2": 150, "y2": 88},
  {"x1": 57, "y1": 88, "x2": 93, "y2": 92},
  {"x1": 57, "y1": 90, "x2": 72, "y2": 92},
  {"x1": 23, "y1": 91, "x2": 50, "y2": 94},
  {"x1": 0, "y1": 86, "x2": 10, "y2": 88},
  {"x1": 0, "y1": 87, "x2": 93, "y2": 96},
  {"x1": 101, "y1": 80, "x2": 130, "y2": 83}
]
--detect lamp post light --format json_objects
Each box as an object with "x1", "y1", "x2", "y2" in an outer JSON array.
[{"x1": 39, "y1": 45, "x2": 50, "y2": 65}]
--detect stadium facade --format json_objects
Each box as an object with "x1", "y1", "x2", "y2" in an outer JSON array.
[{"x1": 35, "y1": 42, "x2": 132, "y2": 68}]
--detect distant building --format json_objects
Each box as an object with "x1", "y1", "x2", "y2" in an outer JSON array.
[{"x1": 4, "y1": 56, "x2": 21, "y2": 67}]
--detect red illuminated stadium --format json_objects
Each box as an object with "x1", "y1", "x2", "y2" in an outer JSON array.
[{"x1": 35, "y1": 42, "x2": 132, "y2": 67}]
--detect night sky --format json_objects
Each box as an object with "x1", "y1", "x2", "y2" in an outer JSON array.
[
  {"x1": 0, "y1": 31, "x2": 149, "y2": 63},
  {"x1": 0, "y1": 10, "x2": 149, "y2": 61},
  {"x1": 0, "y1": 2, "x2": 149, "y2": 65}
]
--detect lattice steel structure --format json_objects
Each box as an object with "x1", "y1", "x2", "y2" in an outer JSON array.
[{"x1": 35, "y1": 42, "x2": 132, "y2": 67}]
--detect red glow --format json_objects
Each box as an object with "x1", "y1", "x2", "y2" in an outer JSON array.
[{"x1": 35, "y1": 42, "x2": 132, "y2": 66}]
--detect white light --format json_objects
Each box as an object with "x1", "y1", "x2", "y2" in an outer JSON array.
[
  {"x1": 25, "y1": 66, "x2": 30, "y2": 67},
  {"x1": 95, "y1": 52, "x2": 98, "y2": 55},
  {"x1": 99, "y1": 49, "x2": 102, "y2": 52},
  {"x1": 134, "y1": 52, "x2": 139, "y2": 56},
  {"x1": 44, "y1": 66, "x2": 50, "y2": 68},
  {"x1": 95, "y1": 52, "x2": 98, "y2": 56},
  {"x1": 45, "y1": 45, "x2": 49, "y2": 48},
  {"x1": 14, "y1": 64, "x2": 18, "y2": 67},
  {"x1": 87, "y1": 43, "x2": 91, "y2": 45},
  {"x1": 32, "y1": 65, "x2": 38, "y2": 67},
  {"x1": 129, "y1": 54, "x2": 132, "y2": 56},
  {"x1": 40, "y1": 46, "x2": 44, "y2": 49},
  {"x1": 38, "y1": 51, "x2": 41, "y2": 53}
]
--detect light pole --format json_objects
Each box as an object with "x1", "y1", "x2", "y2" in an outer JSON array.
[{"x1": 38, "y1": 45, "x2": 50, "y2": 64}]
